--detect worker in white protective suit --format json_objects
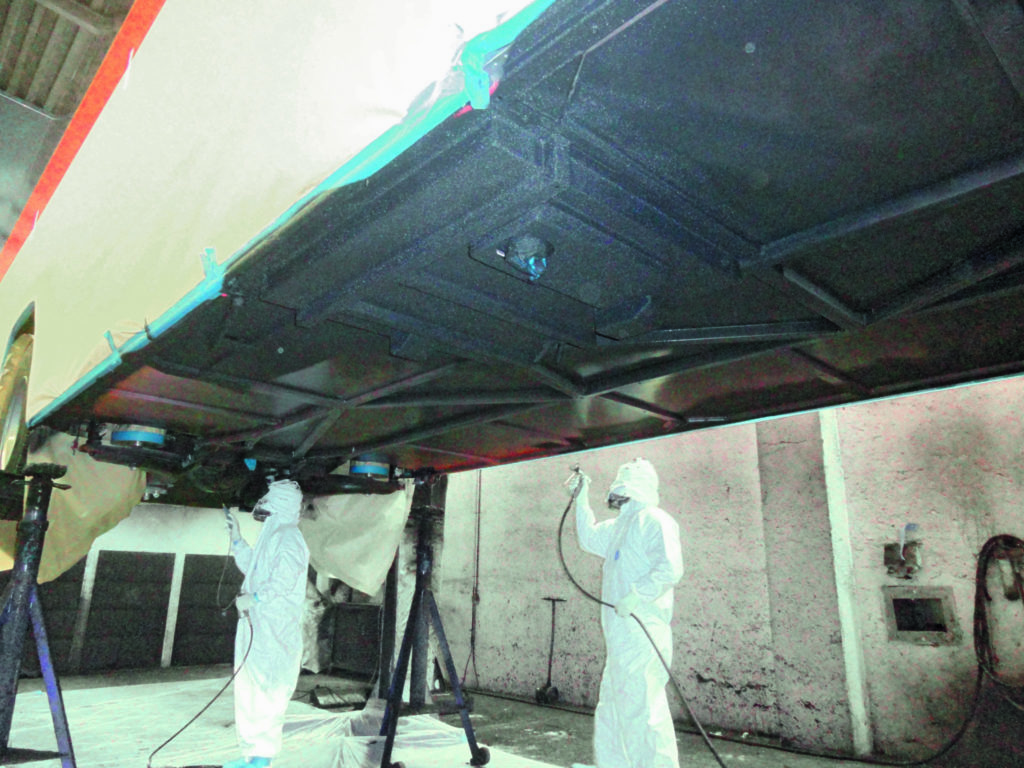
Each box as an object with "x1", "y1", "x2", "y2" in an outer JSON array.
[
  {"x1": 571, "y1": 458, "x2": 684, "y2": 768},
  {"x1": 223, "y1": 480, "x2": 310, "y2": 768}
]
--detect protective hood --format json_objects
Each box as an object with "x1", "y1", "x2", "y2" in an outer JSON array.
[
  {"x1": 254, "y1": 479, "x2": 303, "y2": 524},
  {"x1": 608, "y1": 458, "x2": 659, "y2": 508}
]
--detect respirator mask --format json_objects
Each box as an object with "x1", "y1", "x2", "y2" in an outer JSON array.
[
  {"x1": 606, "y1": 458, "x2": 659, "y2": 510},
  {"x1": 607, "y1": 490, "x2": 630, "y2": 509},
  {"x1": 251, "y1": 499, "x2": 273, "y2": 522},
  {"x1": 250, "y1": 478, "x2": 303, "y2": 522}
]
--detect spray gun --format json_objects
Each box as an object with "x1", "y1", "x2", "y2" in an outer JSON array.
[
  {"x1": 562, "y1": 464, "x2": 583, "y2": 498},
  {"x1": 224, "y1": 505, "x2": 241, "y2": 544}
]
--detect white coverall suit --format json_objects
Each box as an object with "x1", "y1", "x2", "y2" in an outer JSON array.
[
  {"x1": 575, "y1": 459, "x2": 684, "y2": 768},
  {"x1": 228, "y1": 481, "x2": 310, "y2": 763}
]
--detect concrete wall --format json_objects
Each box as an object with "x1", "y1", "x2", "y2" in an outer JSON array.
[
  {"x1": 835, "y1": 380, "x2": 1024, "y2": 757},
  {"x1": 757, "y1": 413, "x2": 852, "y2": 750},
  {"x1": 437, "y1": 377, "x2": 1024, "y2": 759}
]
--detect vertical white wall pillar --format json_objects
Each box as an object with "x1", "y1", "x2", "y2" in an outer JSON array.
[
  {"x1": 161, "y1": 552, "x2": 186, "y2": 668},
  {"x1": 316, "y1": 572, "x2": 331, "y2": 596},
  {"x1": 820, "y1": 409, "x2": 873, "y2": 755},
  {"x1": 67, "y1": 547, "x2": 100, "y2": 672}
]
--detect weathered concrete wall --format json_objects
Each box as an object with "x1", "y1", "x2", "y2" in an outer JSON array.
[
  {"x1": 834, "y1": 380, "x2": 1024, "y2": 758},
  {"x1": 757, "y1": 413, "x2": 852, "y2": 752}
]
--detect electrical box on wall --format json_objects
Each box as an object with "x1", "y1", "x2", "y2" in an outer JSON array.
[{"x1": 884, "y1": 540, "x2": 922, "y2": 579}]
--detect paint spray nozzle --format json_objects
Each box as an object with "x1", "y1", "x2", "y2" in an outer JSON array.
[{"x1": 563, "y1": 464, "x2": 587, "y2": 498}]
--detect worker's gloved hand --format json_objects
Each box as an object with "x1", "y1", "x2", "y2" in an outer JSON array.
[
  {"x1": 565, "y1": 469, "x2": 590, "y2": 497},
  {"x1": 225, "y1": 510, "x2": 241, "y2": 542},
  {"x1": 236, "y1": 592, "x2": 259, "y2": 613},
  {"x1": 614, "y1": 586, "x2": 642, "y2": 618}
]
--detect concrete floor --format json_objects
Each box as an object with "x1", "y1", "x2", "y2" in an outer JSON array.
[
  {"x1": 11, "y1": 666, "x2": 999, "y2": 768},
  {"x1": 435, "y1": 690, "x2": 867, "y2": 768},
  {"x1": 436, "y1": 685, "x2": 1024, "y2": 768}
]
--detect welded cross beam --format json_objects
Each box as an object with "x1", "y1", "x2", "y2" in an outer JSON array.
[
  {"x1": 872, "y1": 231, "x2": 1024, "y2": 322},
  {"x1": 950, "y1": 0, "x2": 1024, "y2": 100},
  {"x1": 106, "y1": 389, "x2": 279, "y2": 425},
  {"x1": 597, "y1": 319, "x2": 837, "y2": 345},
  {"x1": 150, "y1": 359, "x2": 351, "y2": 409},
  {"x1": 309, "y1": 402, "x2": 546, "y2": 461},
  {"x1": 779, "y1": 348, "x2": 872, "y2": 396},
  {"x1": 404, "y1": 444, "x2": 501, "y2": 465},
  {"x1": 759, "y1": 154, "x2": 1024, "y2": 266},
  {"x1": 599, "y1": 392, "x2": 683, "y2": 422}
]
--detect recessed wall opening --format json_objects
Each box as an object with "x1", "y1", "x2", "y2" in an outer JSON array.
[
  {"x1": 892, "y1": 598, "x2": 947, "y2": 632},
  {"x1": 884, "y1": 586, "x2": 960, "y2": 645}
]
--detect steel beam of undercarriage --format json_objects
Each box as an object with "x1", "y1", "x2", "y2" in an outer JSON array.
[
  {"x1": 33, "y1": 0, "x2": 119, "y2": 36},
  {"x1": 759, "y1": 153, "x2": 1024, "y2": 266},
  {"x1": 307, "y1": 403, "x2": 546, "y2": 461}
]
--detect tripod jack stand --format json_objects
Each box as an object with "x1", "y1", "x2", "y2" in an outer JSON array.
[
  {"x1": 378, "y1": 534, "x2": 488, "y2": 768},
  {"x1": 0, "y1": 464, "x2": 76, "y2": 768}
]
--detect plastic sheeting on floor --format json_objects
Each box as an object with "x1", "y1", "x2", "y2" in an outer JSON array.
[{"x1": 8, "y1": 676, "x2": 556, "y2": 768}]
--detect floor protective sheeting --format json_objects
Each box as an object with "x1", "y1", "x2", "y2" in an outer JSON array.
[{"x1": 8, "y1": 677, "x2": 557, "y2": 768}]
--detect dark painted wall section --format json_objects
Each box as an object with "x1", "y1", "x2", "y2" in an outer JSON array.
[
  {"x1": 81, "y1": 551, "x2": 173, "y2": 671},
  {"x1": 172, "y1": 554, "x2": 242, "y2": 666},
  {"x1": 33, "y1": 558, "x2": 85, "y2": 674},
  {"x1": 1, "y1": 559, "x2": 84, "y2": 676},
  {"x1": 330, "y1": 603, "x2": 381, "y2": 676}
]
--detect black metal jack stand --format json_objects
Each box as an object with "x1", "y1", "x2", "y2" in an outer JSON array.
[
  {"x1": 0, "y1": 464, "x2": 76, "y2": 767},
  {"x1": 378, "y1": 506, "x2": 488, "y2": 768}
]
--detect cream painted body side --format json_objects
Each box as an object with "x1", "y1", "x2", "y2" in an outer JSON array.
[
  {"x1": 0, "y1": 0, "x2": 538, "y2": 422},
  {"x1": 0, "y1": 0, "x2": 539, "y2": 579}
]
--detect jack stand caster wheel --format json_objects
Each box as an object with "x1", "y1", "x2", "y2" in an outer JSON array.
[{"x1": 471, "y1": 746, "x2": 490, "y2": 766}]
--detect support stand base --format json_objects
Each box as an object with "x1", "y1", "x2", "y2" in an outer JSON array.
[
  {"x1": 411, "y1": 691, "x2": 473, "y2": 717},
  {"x1": 0, "y1": 747, "x2": 69, "y2": 764}
]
